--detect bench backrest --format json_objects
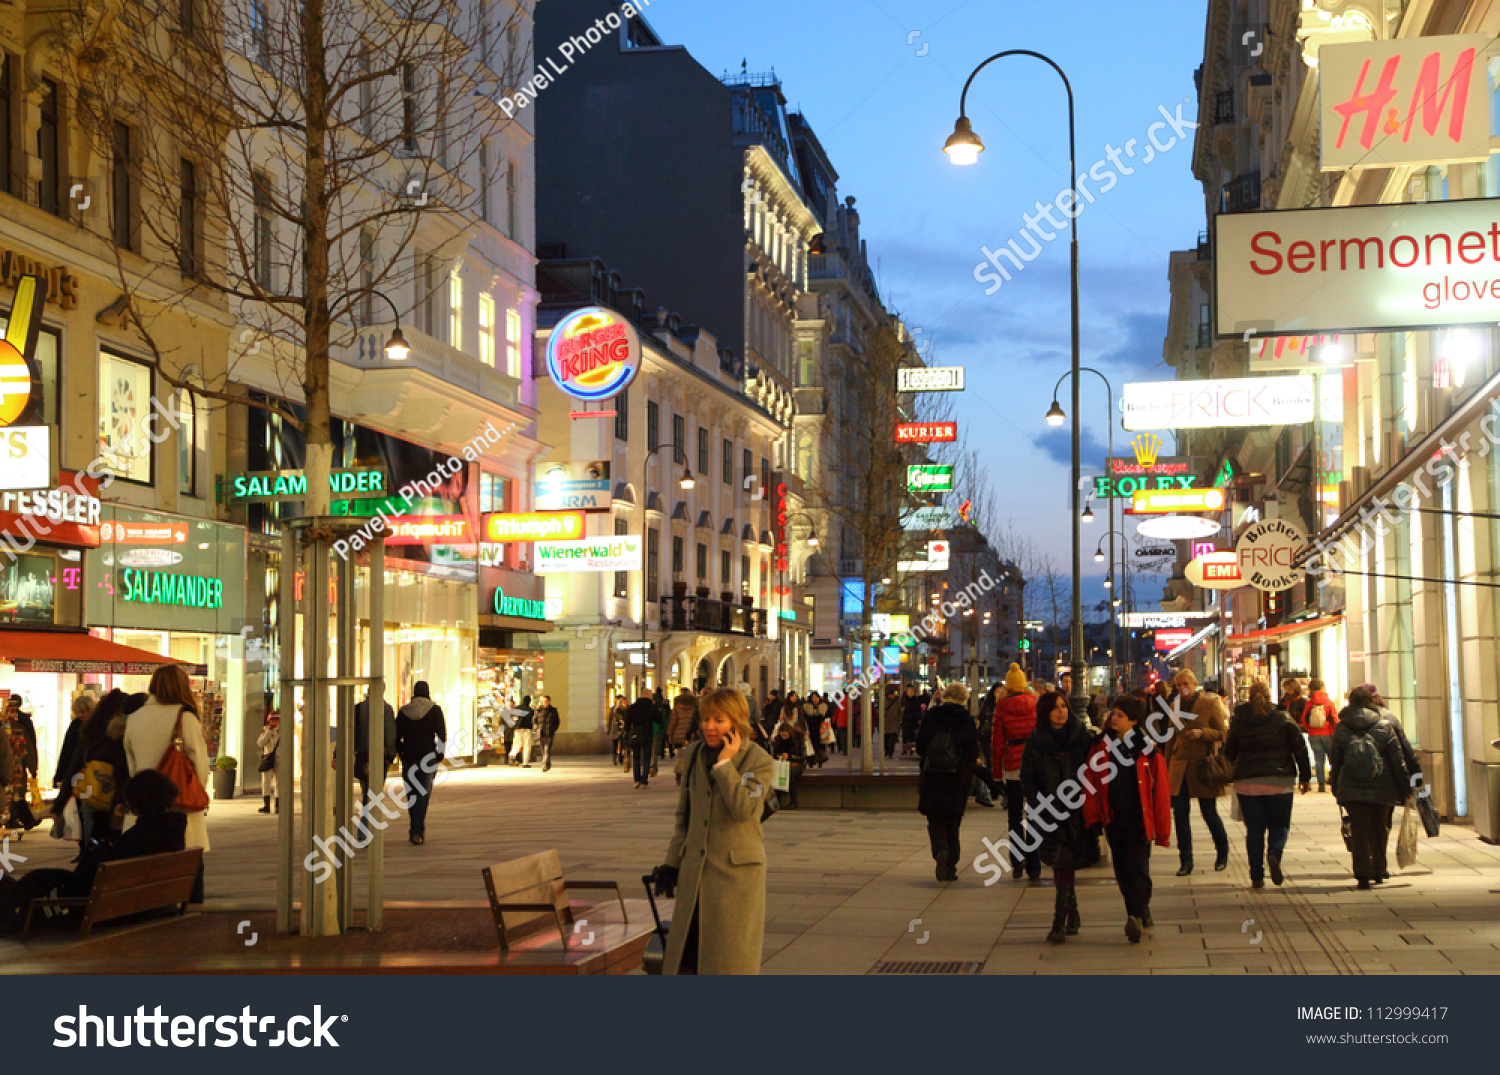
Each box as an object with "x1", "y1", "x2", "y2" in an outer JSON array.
[
  {"x1": 481, "y1": 849, "x2": 574, "y2": 932},
  {"x1": 86, "y1": 849, "x2": 203, "y2": 927}
]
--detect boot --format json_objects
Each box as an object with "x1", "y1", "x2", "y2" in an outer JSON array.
[
  {"x1": 1214, "y1": 847, "x2": 1229, "y2": 871},
  {"x1": 1142, "y1": 908, "x2": 1154, "y2": 930},
  {"x1": 258, "y1": 796, "x2": 271, "y2": 814},
  {"x1": 1176, "y1": 858, "x2": 1194, "y2": 877},
  {"x1": 1065, "y1": 889, "x2": 1080, "y2": 936},
  {"x1": 1046, "y1": 886, "x2": 1070, "y2": 944}
]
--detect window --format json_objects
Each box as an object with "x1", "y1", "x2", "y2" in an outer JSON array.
[
  {"x1": 179, "y1": 0, "x2": 195, "y2": 36},
  {"x1": 434, "y1": 74, "x2": 449, "y2": 166},
  {"x1": 647, "y1": 400, "x2": 659, "y2": 451},
  {"x1": 38, "y1": 79, "x2": 59, "y2": 215},
  {"x1": 480, "y1": 472, "x2": 510, "y2": 513},
  {"x1": 478, "y1": 141, "x2": 491, "y2": 223},
  {"x1": 249, "y1": 0, "x2": 269, "y2": 66},
  {"x1": 722, "y1": 439, "x2": 732, "y2": 484},
  {"x1": 448, "y1": 266, "x2": 463, "y2": 351},
  {"x1": 696, "y1": 542, "x2": 707, "y2": 583},
  {"x1": 615, "y1": 389, "x2": 629, "y2": 441},
  {"x1": 478, "y1": 0, "x2": 491, "y2": 67},
  {"x1": 422, "y1": 254, "x2": 441, "y2": 339},
  {"x1": 741, "y1": 554, "x2": 750, "y2": 597},
  {"x1": 614, "y1": 517, "x2": 629, "y2": 598},
  {"x1": 358, "y1": 230, "x2": 375, "y2": 325},
  {"x1": 742, "y1": 448, "x2": 752, "y2": 486},
  {"x1": 697, "y1": 427, "x2": 709, "y2": 476},
  {"x1": 507, "y1": 24, "x2": 521, "y2": 81},
  {"x1": 357, "y1": 46, "x2": 374, "y2": 139},
  {"x1": 761, "y1": 457, "x2": 770, "y2": 497},
  {"x1": 478, "y1": 293, "x2": 496, "y2": 367},
  {"x1": 798, "y1": 339, "x2": 815, "y2": 386},
  {"x1": 506, "y1": 161, "x2": 518, "y2": 240},
  {"x1": 672, "y1": 534, "x2": 683, "y2": 577},
  {"x1": 647, "y1": 528, "x2": 660, "y2": 599},
  {"x1": 0, "y1": 55, "x2": 10, "y2": 196},
  {"x1": 505, "y1": 308, "x2": 522, "y2": 378},
  {"x1": 672, "y1": 413, "x2": 685, "y2": 453},
  {"x1": 401, "y1": 64, "x2": 418, "y2": 154},
  {"x1": 178, "y1": 159, "x2": 197, "y2": 277},
  {"x1": 98, "y1": 350, "x2": 153, "y2": 484},
  {"x1": 177, "y1": 389, "x2": 197, "y2": 495},
  {"x1": 720, "y1": 549, "x2": 731, "y2": 592},
  {"x1": 251, "y1": 172, "x2": 273, "y2": 290}
]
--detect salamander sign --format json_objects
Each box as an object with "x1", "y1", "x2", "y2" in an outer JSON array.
[{"x1": 1216, "y1": 198, "x2": 1500, "y2": 337}]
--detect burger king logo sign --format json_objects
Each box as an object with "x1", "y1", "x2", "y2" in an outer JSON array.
[{"x1": 546, "y1": 307, "x2": 642, "y2": 402}]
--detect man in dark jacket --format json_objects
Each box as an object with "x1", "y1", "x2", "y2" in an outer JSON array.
[
  {"x1": 625, "y1": 694, "x2": 658, "y2": 788},
  {"x1": 354, "y1": 690, "x2": 397, "y2": 811},
  {"x1": 395, "y1": 682, "x2": 447, "y2": 845},
  {"x1": 916, "y1": 683, "x2": 981, "y2": 882},
  {"x1": 760, "y1": 690, "x2": 782, "y2": 734},
  {"x1": 1330, "y1": 687, "x2": 1410, "y2": 888},
  {"x1": 535, "y1": 695, "x2": 561, "y2": 772}
]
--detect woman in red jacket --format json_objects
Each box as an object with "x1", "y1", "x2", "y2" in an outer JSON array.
[
  {"x1": 990, "y1": 664, "x2": 1040, "y2": 881},
  {"x1": 1083, "y1": 695, "x2": 1171, "y2": 943},
  {"x1": 1301, "y1": 678, "x2": 1337, "y2": 792}
]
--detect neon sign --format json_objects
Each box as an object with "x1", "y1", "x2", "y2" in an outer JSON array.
[
  {"x1": 120, "y1": 567, "x2": 225, "y2": 609},
  {"x1": 484, "y1": 511, "x2": 585, "y2": 542},
  {"x1": 545, "y1": 307, "x2": 642, "y2": 402},
  {"x1": 775, "y1": 479, "x2": 788, "y2": 572},
  {"x1": 492, "y1": 587, "x2": 547, "y2": 621}
]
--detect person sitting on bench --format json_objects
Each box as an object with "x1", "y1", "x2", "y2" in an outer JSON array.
[{"x1": 0, "y1": 769, "x2": 186, "y2": 934}]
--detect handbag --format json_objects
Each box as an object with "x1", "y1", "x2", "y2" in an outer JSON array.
[
  {"x1": 1416, "y1": 788, "x2": 1441, "y2": 837},
  {"x1": 1339, "y1": 806, "x2": 1353, "y2": 851},
  {"x1": 1396, "y1": 797, "x2": 1419, "y2": 870},
  {"x1": 258, "y1": 750, "x2": 277, "y2": 773},
  {"x1": 1196, "y1": 745, "x2": 1234, "y2": 790},
  {"x1": 77, "y1": 759, "x2": 117, "y2": 809},
  {"x1": 156, "y1": 708, "x2": 211, "y2": 812}
]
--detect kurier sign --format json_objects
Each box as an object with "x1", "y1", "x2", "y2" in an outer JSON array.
[
  {"x1": 1216, "y1": 198, "x2": 1500, "y2": 338},
  {"x1": 1122, "y1": 376, "x2": 1314, "y2": 430},
  {"x1": 895, "y1": 422, "x2": 957, "y2": 444},
  {"x1": 1318, "y1": 36, "x2": 1490, "y2": 171},
  {"x1": 545, "y1": 307, "x2": 642, "y2": 402}
]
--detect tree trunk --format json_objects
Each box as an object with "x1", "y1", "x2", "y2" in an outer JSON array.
[{"x1": 302, "y1": 0, "x2": 333, "y2": 517}]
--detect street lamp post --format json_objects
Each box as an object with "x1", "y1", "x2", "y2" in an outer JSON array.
[
  {"x1": 641, "y1": 443, "x2": 694, "y2": 695},
  {"x1": 1048, "y1": 365, "x2": 1116, "y2": 695},
  {"x1": 947, "y1": 49, "x2": 1086, "y2": 720},
  {"x1": 367, "y1": 289, "x2": 411, "y2": 361}
]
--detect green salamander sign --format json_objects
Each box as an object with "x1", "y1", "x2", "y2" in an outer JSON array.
[
  {"x1": 492, "y1": 587, "x2": 547, "y2": 621},
  {"x1": 120, "y1": 567, "x2": 225, "y2": 609},
  {"x1": 229, "y1": 468, "x2": 387, "y2": 501}
]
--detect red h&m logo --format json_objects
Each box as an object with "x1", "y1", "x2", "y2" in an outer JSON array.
[{"x1": 1332, "y1": 45, "x2": 1476, "y2": 154}]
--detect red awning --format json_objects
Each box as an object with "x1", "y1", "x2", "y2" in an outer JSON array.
[
  {"x1": 0, "y1": 631, "x2": 200, "y2": 676},
  {"x1": 1224, "y1": 615, "x2": 1343, "y2": 647}
]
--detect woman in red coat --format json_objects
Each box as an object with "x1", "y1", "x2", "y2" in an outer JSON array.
[
  {"x1": 1083, "y1": 696, "x2": 1171, "y2": 943},
  {"x1": 1300, "y1": 678, "x2": 1337, "y2": 792},
  {"x1": 990, "y1": 664, "x2": 1040, "y2": 880}
]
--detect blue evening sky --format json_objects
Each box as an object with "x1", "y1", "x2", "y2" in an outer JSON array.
[{"x1": 643, "y1": 0, "x2": 1210, "y2": 608}]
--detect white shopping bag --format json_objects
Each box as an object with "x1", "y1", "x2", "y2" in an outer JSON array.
[
  {"x1": 771, "y1": 758, "x2": 792, "y2": 793},
  {"x1": 1396, "y1": 798, "x2": 1419, "y2": 870}
]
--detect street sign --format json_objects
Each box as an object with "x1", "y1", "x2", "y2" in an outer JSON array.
[
  {"x1": 895, "y1": 422, "x2": 957, "y2": 444},
  {"x1": 907, "y1": 465, "x2": 955, "y2": 492},
  {"x1": 897, "y1": 366, "x2": 964, "y2": 392}
]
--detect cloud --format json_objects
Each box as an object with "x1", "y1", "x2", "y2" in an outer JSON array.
[{"x1": 1031, "y1": 423, "x2": 1111, "y2": 470}]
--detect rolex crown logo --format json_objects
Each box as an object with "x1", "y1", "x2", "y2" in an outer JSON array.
[{"x1": 1132, "y1": 434, "x2": 1162, "y2": 467}]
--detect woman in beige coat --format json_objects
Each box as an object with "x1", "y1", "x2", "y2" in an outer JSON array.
[
  {"x1": 1163, "y1": 669, "x2": 1230, "y2": 875},
  {"x1": 653, "y1": 688, "x2": 775, "y2": 975},
  {"x1": 124, "y1": 665, "x2": 209, "y2": 899}
]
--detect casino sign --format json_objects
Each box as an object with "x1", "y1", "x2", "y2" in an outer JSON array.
[{"x1": 546, "y1": 307, "x2": 642, "y2": 402}]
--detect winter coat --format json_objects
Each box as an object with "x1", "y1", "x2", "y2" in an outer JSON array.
[
  {"x1": 769, "y1": 725, "x2": 806, "y2": 767},
  {"x1": 395, "y1": 697, "x2": 448, "y2": 769},
  {"x1": 802, "y1": 701, "x2": 829, "y2": 742},
  {"x1": 1330, "y1": 706, "x2": 1410, "y2": 806},
  {"x1": 535, "y1": 706, "x2": 561, "y2": 739},
  {"x1": 354, "y1": 698, "x2": 397, "y2": 764},
  {"x1": 1225, "y1": 703, "x2": 1310, "y2": 784},
  {"x1": 760, "y1": 698, "x2": 783, "y2": 731},
  {"x1": 666, "y1": 697, "x2": 697, "y2": 747},
  {"x1": 1376, "y1": 706, "x2": 1421, "y2": 779},
  {"x1": 901, "y1": 695, "x2": 925, "y2": 735},
  {"x1": 1163, "y1": 691, "x2": 1229, "y2": 798},
  {"x1": 915, "y1": 703, "x2": 980, "y2": 816},
  {"x1": 256, "y1": 725, "x2": 280, "y2": 763},
  {"x1": 53, "y1": 717, "x2": 84, "y2": 790},
  {"x1": 1081, "y1": 736, "x2": 1172, "y2": 846},
  {"x1": 1300, "y1": 690, "x2": 1337, "y2": 737},
  {"x1": 625, "y1": 698, "x2": 658, "y2": 747},
  {"x1": 662, "y1": 739, "x2": 775, "y2": 975},
  {"x1": 67, "y1": 711, "x2": 129, "y2": 814},
  {"x1": 1020, "y1": 714, "x2": 1096, "y2": 867},
  {"x1": 607, "y1": 705, "x2": 627, "y2": 741},
  {"x1": 123, "y1": 696, "x2": 210, "y2": 852},
  {"x1": 991, "y1": 691, "x2": 1038, "y2": 775},
  {"x1": 833, "y1": 698, "x2": 848, "y2": 729},
  {"x1": 514, "y1": 705, "x2": 535, "y2": 731}
]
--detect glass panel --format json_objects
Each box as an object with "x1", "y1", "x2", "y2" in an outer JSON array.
[{"x1": 98, "y1": 350, "x2": 153, "y2": 483}]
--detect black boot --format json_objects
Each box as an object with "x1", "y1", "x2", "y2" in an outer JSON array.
[
  {"x1": 1065, "y1": 889, "x2": 1080, "y2": 936},
  {"x1": 1176, "y1": 858, "x2": 1194, "y2": 877},
  {"x1": 1214, "y1": 847, "x2": 1229, "y2": 871},
  {"x1": 1046, "y1": 886, "x2": 1070, "y2": 944},
  {"x1": 258, "y1": 796, "x2": 271, "y2": 814}
]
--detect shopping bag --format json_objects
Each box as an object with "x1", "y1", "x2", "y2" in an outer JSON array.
[
  {"x1": 1416, "y1": 789, "x2": 1441, "y2": 837},
  {"x1": 771, "y1": 758, "x2": 791, "y2": 793},
  {"x1": 50, "y1": 796, "x2": 82, "y2": 841},
  {"x1": 1396, "y1": 798, "x2": 1419, "y2": 870},
  {"x1": 820, "y1": 723, "x2": 836, "y2": 746},
  {"x1": 1229, "y1": 793, "x2": 1243, "y2": 823}
]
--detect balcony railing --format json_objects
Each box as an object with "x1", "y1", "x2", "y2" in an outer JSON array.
[{"x1": 660, "y1": 594, "x2": 768, "y2": 638}]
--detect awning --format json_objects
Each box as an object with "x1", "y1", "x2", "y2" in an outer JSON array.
[
  {"x1": 0, "y1": 630, "x2": 198, "y2": 675},
  {"x1": 1224, "y1": 614, "x2": 1342, "y2": 647},
  {"x1": 1167, "y1": 622, "x2": 1218, "y2": 660}
]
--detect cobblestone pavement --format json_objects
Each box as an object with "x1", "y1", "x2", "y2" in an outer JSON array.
[{"x1": 6, "y1": 755, "x2": 1499, "y2": 973}]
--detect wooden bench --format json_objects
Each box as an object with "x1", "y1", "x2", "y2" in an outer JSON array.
[
  {"x1": 481, "y1": 850, "x2": 658, "y2": 974},
  {"x1": 23, "y1": 848, "x2": 203, "y2": 939}
]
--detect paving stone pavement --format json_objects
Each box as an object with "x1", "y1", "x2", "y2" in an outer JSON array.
[{"x1": 5, "y1": 755, "x2": 1499, "y2": 973}]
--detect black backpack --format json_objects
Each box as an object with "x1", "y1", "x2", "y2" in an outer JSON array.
[
  {"x1": 923, "y1": 728, "x2": 960, "y2": 774},
  {"x1": 1342, "y1": 725, "x2": 1386, "y2": 784}
]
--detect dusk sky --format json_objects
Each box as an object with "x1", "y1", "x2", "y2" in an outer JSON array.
[{"x1": 646, "y1": 0, "x2": 1210, "y2": 609}]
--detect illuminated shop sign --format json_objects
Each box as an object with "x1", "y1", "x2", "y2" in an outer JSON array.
[
  {"x1": 1118, "y1": 612, "x2": 1216, "y2": 629},
  {"x1": 533, "y1": 536, "x2": 641, "y2": 574},
  {"x1": 906, "y1": 465, "x2": 955, "y2": 492},
  {"x1": 382, "y1": 516, "x2": 472, "y2": 545},
  {"x1": 0, "y1": 476, "x2": 103, "y2": 548},
  {"x1": 100, "y1": 520, "x2": 186, "y2": 544},
  {"x1": 1185, "y1": 552, "x2": 1244, "y2": 590},
  {"x1": 120, "y1": 567, "x2": 225, "y2": 609},
  {"x1": 1121, "y1": 376, "x2": 1315, "y2": 430},
  {"x1": 545, "y1": 307, "x2": 642, "y2": 402},
  {"x1": 484, "y1": 511, "x2": 585, "y2": 542},
  {"x1": 492, "y1": 586, "x2": 547, "y2": 621},
  {"x1": 0, "y1": 253, "x2": 80, "y2": 311},
  {"x1": 535, "y1": 460, "x2": 612, "y2": 512},
  {"x1": 897, "y1": 367, "x2": 965, "y2": 392},
  {"x1": 1154, "y1": 629, "x2": 1194, "y2": 652},
  {"x1": 229, "y1": 467, "x2": 387, "y2": 501},
  {"x1": 774, "y1": 476, "x2": 788, "y2": 572},
  {"x1": 1129, "y1": 488, "x2": 1226, "y2": 514},
  {"x1": 1236, "y1": 518, "x2": 1308, "y2": 592},
  {"x1": 895, "y1": 422, "x2": 957, "y2": 444}
]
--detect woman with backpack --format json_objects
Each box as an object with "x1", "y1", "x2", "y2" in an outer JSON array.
[
  {"x1": 916, "y1": 682, "x2": 980, "y2": 882},
  {"x1": 1224, "y1": 680, "x2": 1311, "y2": 889},
  {"x1": 1300, "y1": 678, "x2": 1337, "y2": 792},
  {"x1": 1330, "y1": 685, "x2": 1411, "y2": 889},
  {"x1": 1022, "y1": 690, "x2": 1096, "y2": 943}
]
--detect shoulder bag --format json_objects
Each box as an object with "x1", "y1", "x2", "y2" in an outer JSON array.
[
  {"x1": 1196, "y1": 744, "x2": 1235, "y2": 790},
  {"x1": 157, "y1": 707, "x2": 211, "y2": 812}
]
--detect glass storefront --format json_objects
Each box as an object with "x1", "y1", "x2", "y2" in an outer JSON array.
[{"x1": 477, "y1": 647, "x2": 544, "y2": 759}]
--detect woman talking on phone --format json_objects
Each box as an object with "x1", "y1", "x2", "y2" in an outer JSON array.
[{"x1": 651, "y1": 688, "x2": 775, "y2": 975}]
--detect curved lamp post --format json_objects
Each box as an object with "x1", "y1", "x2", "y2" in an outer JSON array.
[
  {"x1": 367, "y1": 289, "x2": 410, "y2": 361},
  {"x1": 947, "y1": 50, "x2": 1086, "y2": 718},
  {"x1": 639, "y1": 443, "x2": 695, "y2": 694}
]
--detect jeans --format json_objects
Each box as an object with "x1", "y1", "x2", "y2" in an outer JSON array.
[
  {"x1": 1308, "y1": 737, "x2": 1330, "y2": 790},
  {"x1": 1345, "y1": 800, "x2": 1392, "y2": 881},
  {"x1": 926, "y1": 811, "x2": 962, "y2": 873},
  {"x1": 1237, "y1": 792, "x2": 1294, "y2": 881},
  {"x1": 1172, "y1": 788, "x2": 1228, "y2": 865},
  {"x1": 404, "y1": 762, "x2": 434, "y2": 837},
  {"x1": 537, "y1": 735, "x2": 554, "y2": 771},
  {"x1": 1105, "y1": 822, "x2": 1152, "y2": 919},
  {"x1": 1004, "y1": 779, "x2": 1040, "y2": 877},
  {"x1": 631, "y1": 743, "x2": 652, "y2": 785}
]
